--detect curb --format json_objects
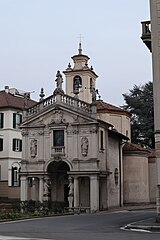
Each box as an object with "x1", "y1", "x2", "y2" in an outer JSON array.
[{"x1": 126, "y1": 224, "x2": 160, "y2": 231}]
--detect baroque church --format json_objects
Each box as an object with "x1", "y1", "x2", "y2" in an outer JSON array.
[
  {"x1": 0, "y1": 44, "x2": 156, "y2": 212},
  {"x1": 20, "y1": 44, "x2": 130, "y2": 212}
]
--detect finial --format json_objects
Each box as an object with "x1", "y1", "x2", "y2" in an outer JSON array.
[
  {"x1": 78, "y1": 42, "x2": 82, "y2": 55},
  {"x1": 39, "y1": 88, "x2": 45, "y2": 101},
  {"x1": 78, "y1": 34, "x2": 83, "y2": 55},
  {"x1": 68, "y1": 62, "x2": 71, "y2": 68},
  {"x1": 90, "y1": 66, "x2": 93, "y2": 71}
]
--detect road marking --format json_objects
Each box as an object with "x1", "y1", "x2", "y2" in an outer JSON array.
[
  {"x1": 130, "y1": 228, "x2": 151, "y2": 233},
  {"x1": 0, "y1": 236, "x2": 52, "y2": 240}
]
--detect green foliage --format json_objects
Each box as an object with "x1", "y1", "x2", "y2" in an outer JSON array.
[
  {"x1": 0, "y1": 200, "x2": 68, "y2": 221},
  {"x1": 122, "y1": 81, "x2": 154, "y2": 148}
]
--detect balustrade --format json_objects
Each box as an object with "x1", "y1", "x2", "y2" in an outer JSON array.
[{"x1": 26, "y1": 93, "x2": 92, "y2": 118}]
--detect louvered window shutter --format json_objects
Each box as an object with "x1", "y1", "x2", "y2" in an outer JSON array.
[
  {"x1": 13, "y1": 113, "x2": 16, "y2": 128},
  {"x1": 13, "y1": 139, "x2": 16, "y2": 151},
  {"x1": 20, "y1": 140, "x2": 22, "y2": 151},
  {"x1": 0, "y1": 139, "x2": 3, "y2": 151},
  {"x1": 0, "y1": 113, "x2": 4, "y2": 128}
]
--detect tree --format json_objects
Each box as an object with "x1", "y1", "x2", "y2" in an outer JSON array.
[{"x1": 122, "y1": 81, "x2": 154, "y2": 148}]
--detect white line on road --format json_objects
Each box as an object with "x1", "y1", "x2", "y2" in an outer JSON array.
[
  {"x1": 0, "y1": 236, "x2": 52, "y2": 240},
  {"x1": 120, "y1": 226, "x2": 151, "y2": 233}
]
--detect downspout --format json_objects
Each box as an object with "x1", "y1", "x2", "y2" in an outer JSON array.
[{"x1": 119, "y1": 141, "x2": 122, "y2": 207}]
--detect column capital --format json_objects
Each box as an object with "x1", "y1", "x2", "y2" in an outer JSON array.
[
  {"x1": 21, "y1": 176, "x2": 27, "y2": 181},
  {"x1": 90, "y1": 174, "x2": 99, "y2": 180}
]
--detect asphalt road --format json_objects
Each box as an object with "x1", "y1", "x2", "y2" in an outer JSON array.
[{"x1": 0, "y1": 209, "x2": 159, "y2": 240}]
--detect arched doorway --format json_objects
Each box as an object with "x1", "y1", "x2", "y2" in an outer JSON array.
[{"x1": 47, "y1": 161, "x2": 70, "y2": 205}]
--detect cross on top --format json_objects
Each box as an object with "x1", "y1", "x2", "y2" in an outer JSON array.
[
  {"x1": 78, "y1": 34, "x2": 84, "y2": 43},
  {"x1": 77, "y1": 34, "x2": 84, "y2": 54}
]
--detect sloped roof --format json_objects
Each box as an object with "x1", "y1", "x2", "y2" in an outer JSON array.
[
  {"x1": 96, "y1": 100, "x2": 131, "y2": 117},
  {"x1": 0, "y1": 91, "x2": 37, "y2": 110},
  {"x1": 148, "y1": 149, "x2": 156, "y2": 158},
  {"x1": 123, "y1": 142, "x2": 151, "y2": 154}
]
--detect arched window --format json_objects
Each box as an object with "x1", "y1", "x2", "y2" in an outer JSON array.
[
  {"x1": 73, "y1": 75, "x2": 82, "y2": 94},
  {"x1": 11, "y1": 164, "x2": 20, "y2": 186}
]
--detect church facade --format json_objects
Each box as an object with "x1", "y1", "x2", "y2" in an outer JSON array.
[{"x1": 20, "y1": 45, "x2": 129, "y2": 212}]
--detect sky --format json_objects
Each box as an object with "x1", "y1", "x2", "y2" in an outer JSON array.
[{"x1": 0, "y1": 0, "x2": 151, "y2": 106}]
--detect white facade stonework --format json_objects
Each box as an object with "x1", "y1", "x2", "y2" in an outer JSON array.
[{"x1": 20, "y1": 47, "x2": 128, "y2": 212}]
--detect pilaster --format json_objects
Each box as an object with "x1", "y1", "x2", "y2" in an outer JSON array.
[
  {"x1": 90, "y1": 175, "x2": 99, "y2": 212},
  {"x1": 73, "y1": 176, "x2": 79, "y2": 207},
  {"x1": 20, "y1": 176, "x2": 28, "y2": 201}
]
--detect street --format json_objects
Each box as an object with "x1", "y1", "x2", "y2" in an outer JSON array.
[{"x1": 0, "y1": 209, "x2": 159, "y2": 240}]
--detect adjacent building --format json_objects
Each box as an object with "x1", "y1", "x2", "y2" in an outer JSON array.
[
  {"x1": 0, "y1": 87, "x2": 36, "y2": 200},
  {"x1": 141, "y1": 0, "x2": 160, "y2": 217}
]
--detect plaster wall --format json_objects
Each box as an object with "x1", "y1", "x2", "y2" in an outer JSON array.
[
  {"x1": 123, "y1": 154, "x2": 149, "y2": 203},
  {"x1": 148, "y1": 157, "x2": 156, "y2": 203},
  {"x1": 97, "y1": 112, "x2": 131, "y2": 139},
  {"x1": 0, "y1": 160, "x2": 8, "y2": 180},
  {"x1": 107, "y1": 136, "x2": 120, "y2": 207}
]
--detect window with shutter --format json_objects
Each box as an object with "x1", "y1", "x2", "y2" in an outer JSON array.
[
  {"x1": 13, "y1": 113, "x2": 22, "y2": 129},
  {"x1": 0, "y1": 139, "x2": 3, "y2": 151},
  {"x1": 12, "y1": 166, "x2": 20, "y2": 186},
  {"x1": 12, "y1": 138, "x2": 22, "y2": 152},
  {"x1": 0, "y1": 113, "x2": 4, "y2": 128}
]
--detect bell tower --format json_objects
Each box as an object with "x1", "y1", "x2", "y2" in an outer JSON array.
[{"x1": 63, "y1": 43, "x2": 98, "y2": 103}]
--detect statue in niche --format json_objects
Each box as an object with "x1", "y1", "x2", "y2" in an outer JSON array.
[
  {"x1": 30, "y1": 139, "x2": 37, "y2": 158},
  {"x1": 68, "y1": 177, "x2": 74, "y2": 208},
  {"x1": 43, "y1": 177, "x2": 51, "y2": 197},
  {"x1": 81, "y1": 137, "x2": 89, "y2": 157}
]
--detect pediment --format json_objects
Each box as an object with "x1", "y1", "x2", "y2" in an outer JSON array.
[{"x1": 21, "y1": 104, "x2": 97, "y2": 128}]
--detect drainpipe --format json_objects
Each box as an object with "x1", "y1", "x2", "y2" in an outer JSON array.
[{"x1": 119, "y1": 142, "x2": 122, "y2": 207}]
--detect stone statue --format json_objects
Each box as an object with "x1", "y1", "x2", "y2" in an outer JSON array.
[
  {"x1": 92, "y1": 88, "x2": 98, "y2": 103},
  {"x1": 30, "y1": 139, "x2": 37, "y2": 158},
  {"x1": 43, "y1": 177, "x2": 51, "y2": 197},
  {"x1": 68, "y1": 177, "x2": 74, "y2": 208},
  {"x1": 81, "y1": 137, "x2": 89, "y2": 156},
  {"x1": 55, "y1": 70, "x2": 63, "y2": 90},
  {"x1": 68, "y1": 177, "x2": 74, "y2": 196}
]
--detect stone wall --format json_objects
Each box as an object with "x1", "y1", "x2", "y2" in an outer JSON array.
[{"x1": 123, "y1": 152, "x2": 149, "y2": 204}]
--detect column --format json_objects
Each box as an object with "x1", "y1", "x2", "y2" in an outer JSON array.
[
  {"x1": 90, "y1": 175, "x2": 99, "y2": 212},
  {"x1": 31, "y1": 178, "x2": 36, "y2": 201},
  {"x1": 73, "y1": 176, "x2": 79, "y2": 207},
  {"x1": 39, "y1": 177, "x2": 43, "y2": 202},
  {"x1": 20, "y1": 176, "x2": 28, "y2": 201},
  {"x1": 155, "y1": 133, "x2": 160, "y2": 217}
]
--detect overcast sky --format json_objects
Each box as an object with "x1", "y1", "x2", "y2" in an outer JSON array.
[{"x1": 0, "y1": 0, "x2": 151, "y2": 106}]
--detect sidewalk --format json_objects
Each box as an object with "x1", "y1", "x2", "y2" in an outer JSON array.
[{"x1": 123, "y1": 204, "x2": 160, "y2": 231}]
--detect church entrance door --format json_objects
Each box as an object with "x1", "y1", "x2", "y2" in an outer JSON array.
[{"x1": 47, "y1": 161, "x2": 70, "y2": 206}]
